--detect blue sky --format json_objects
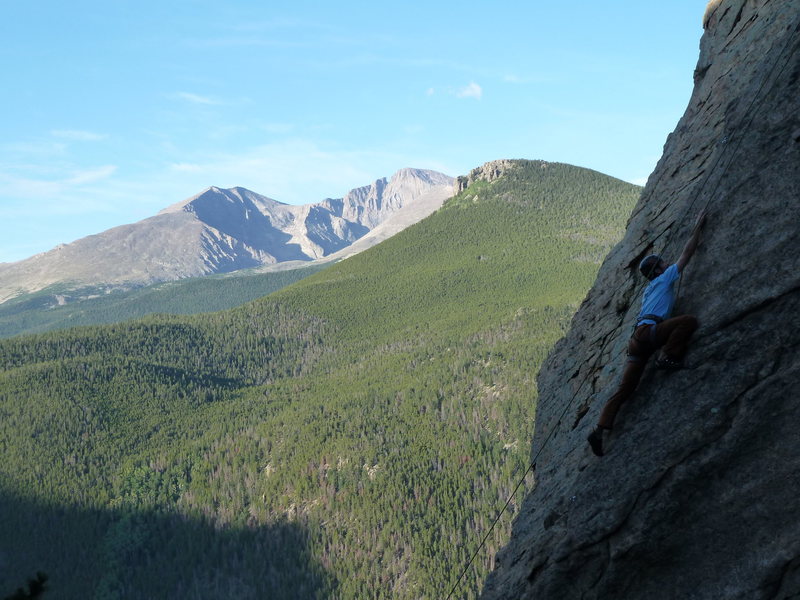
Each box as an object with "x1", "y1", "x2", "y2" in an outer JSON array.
[{"x1": 0, "y1": 1, "x2": 706, "y2": 263}]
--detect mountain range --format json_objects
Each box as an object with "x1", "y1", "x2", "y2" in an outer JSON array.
[{"x1": 0, "y1": 168, "x2": 453, "y2": 304}]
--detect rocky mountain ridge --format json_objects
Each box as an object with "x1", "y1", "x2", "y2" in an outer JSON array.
[
  {"x1": 0, "y1": 168, "x2": 453, "y2": 303},
  {"x1": 453, "y1": 159, "x2": 520, "y2": 194},
  {"x1": 480, "y1": 1, "x2": 800, "y2": 599}
]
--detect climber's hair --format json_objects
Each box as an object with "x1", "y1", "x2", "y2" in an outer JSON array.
[{"x1": 638, "y1": 255, "x2": 662, "y2": 280}]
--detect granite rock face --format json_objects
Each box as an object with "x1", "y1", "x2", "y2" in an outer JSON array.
[{"x1": 481, "y1": 2, "x2": 800, "y2": 599}]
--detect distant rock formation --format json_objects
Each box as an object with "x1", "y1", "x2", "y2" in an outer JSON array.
[
  {"x1": 482, "y1": 1, "x2": 800, "y2": 599},
  {"x1": 0, "y1": 169, "x2": 453, "y2": 303},
  {"x1": 454, "y1": 159, "x2": 524, "y2": 193}
]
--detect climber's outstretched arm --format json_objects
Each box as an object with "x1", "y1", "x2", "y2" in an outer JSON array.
[{"x1": 676, "y1": 210, "x2": 708, "y2": 273}]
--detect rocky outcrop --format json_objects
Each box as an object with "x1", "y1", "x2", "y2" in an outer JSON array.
[
  {"x1": 454, "y1": 159, "x2": 524, "y2": 193},
  {"x1": 481, "y1": 2, "x2": 800, "y2": 599},
  {"x1": 0, "y1": 169, "x2": 453, "y2": 302}
]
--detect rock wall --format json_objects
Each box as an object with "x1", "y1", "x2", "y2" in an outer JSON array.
[
  {"x1": 481, "y1": 1, "x2": 800, "y2": 599},
  {"x1": 453, "y1": 159, "x2": 523, "y2": 194}
]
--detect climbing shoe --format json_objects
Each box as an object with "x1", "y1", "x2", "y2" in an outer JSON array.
[
  {"x1": 655, "y1": 355, "x2": 685, "y2": 370},
  {"x1": 587, "y1": 428, "x2": 604, "y2": 457}
]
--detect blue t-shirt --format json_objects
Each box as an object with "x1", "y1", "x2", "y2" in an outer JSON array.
[{"x1": 637, "y1": 263, "x2": 680, "y2": 325}]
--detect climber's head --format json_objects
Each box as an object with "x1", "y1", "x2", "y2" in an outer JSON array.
[{"x1": 639, "y1": 254, "x2": 667, "y2": 280}]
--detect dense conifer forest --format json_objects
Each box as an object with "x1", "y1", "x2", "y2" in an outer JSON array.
[
  {"x1": 0, "y1": 264, "x2": 326, "y2": 339},
  {"x1": 0, "y1": 161, "x2": 639, "y2": 598}
]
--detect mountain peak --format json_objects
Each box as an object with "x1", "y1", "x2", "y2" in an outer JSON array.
[
  {"x1": 391, "y1": 167, "x2": 454, "y2": 185},
  {"x1": 0, "y1": 170, "x2": 454, "y2": 303},
  {"x1": 158, "y1": 186, "x2": 285, "y2": 216}
]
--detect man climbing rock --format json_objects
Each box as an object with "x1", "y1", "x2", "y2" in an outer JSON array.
[{"x1": 587, "y1": 210, "x2": 708, "y2": 457}]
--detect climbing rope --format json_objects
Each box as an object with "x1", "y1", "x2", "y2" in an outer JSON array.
[
  {"x1": 444, "y1": 362, "x2": 598, "y2": 600},
  {"x1": 445, "y1": 16, "x2": 800, "y2": 600}
]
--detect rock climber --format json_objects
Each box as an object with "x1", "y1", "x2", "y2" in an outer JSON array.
[{"x1": 587, "y1": 209, "x2": 708, "y2": 457}]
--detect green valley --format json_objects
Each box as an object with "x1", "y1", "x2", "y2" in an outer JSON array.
[{"x1": 0, "y1": 160, "x2": 639, "y2": 599}]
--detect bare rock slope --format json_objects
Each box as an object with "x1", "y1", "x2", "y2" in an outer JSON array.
[
  {"x1": 0, "y1": 169, "x2": 453, "y2": 302},
  {"x1": 481, "y1": 2, "x2": 800, "y2": 599}
]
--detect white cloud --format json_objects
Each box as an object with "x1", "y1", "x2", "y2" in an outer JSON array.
[
  {"x1": 456, "y1": 82, "x2": 483, "y2": 100},
  {"x1": 65, "y1": 165, "x2": 118, "y2": 185},
  {"x1": 0, "y1": 165, "x2": 118, "y2": 201},
  {"x1": 0, "y1": 140, "x2": 68, "y2": 158},
  {"x1": 0, "y1": 176, "x2": 62, "y2": 200},
  {"x1": 173, "y1": 92, "x2": 220, "y2": 105},
  {"x1": 51, "y1": 130, "x2": 108, "y2": 142}
]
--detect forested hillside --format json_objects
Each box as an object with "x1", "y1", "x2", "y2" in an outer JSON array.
[
  {"x1": 0, "y1": 160, "x2": 639, "y2": 599},
  {"x1": 0, "y1": 263, "x2": 326, "y2": 339}
]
